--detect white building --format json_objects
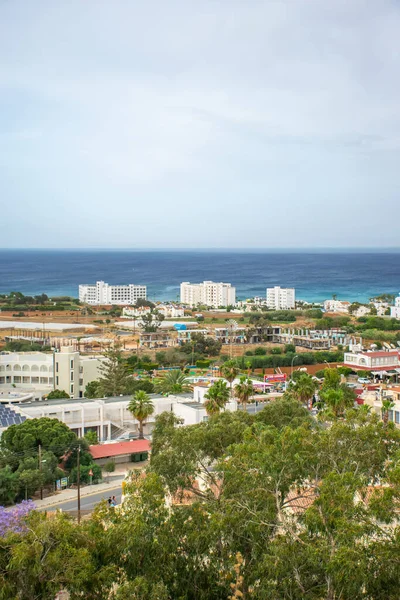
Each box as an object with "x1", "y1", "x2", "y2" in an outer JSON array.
[
  {"x1": 180, "y1": 281, "x2": 236, "y2": 308},
  {"x1": 391, "y1": 295, "x2": 400, "y2": 319},
  {"x1": 354, "y1": 305, "x2": 371, "y2": 318},
  {"x1": 122, "y1": 306, "x2": 151, "y2": 318},
  {"x1": 79, "y1": 281, "x2": 146, "y2": 305},
  {"x1": 266, "y1": 287, "x2": 295, "y2": 310},
  {"x1": 0, "y1": 347, "x2": 104, "y2": 398},
  {"x1": 157, "y1": 304, "x2": 185, "y2": 318},
  {"x1": 323, "y1": 299, "x2": 351, "y2": 313},
  {"x1": 344, "y1": 350, "x2": 400, "y2": 372}
]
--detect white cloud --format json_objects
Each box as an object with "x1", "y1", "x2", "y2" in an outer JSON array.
[{"x1": 0, "y1": 0, "x2": 399, "y2": 246}]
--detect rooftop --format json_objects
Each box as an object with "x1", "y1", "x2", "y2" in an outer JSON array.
[{"x1": 89, "y1": 439, "x2": 150, "y2": 460}]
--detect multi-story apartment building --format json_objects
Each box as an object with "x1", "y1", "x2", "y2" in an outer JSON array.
[
  {"x1": 0, "y1": 347, "x2": 104, "y2": 398},
  {"x1": 180, "y1": 281, "x2": 236, "y2": 308},
  {"x1": 344, "y1": 350, "x2": 400, "y2": 372},
  {"x1": 390, "y1": 295, "x2": 400, "y2": 319},
  {"x1": 79, "y1": 280, "x2": 146, "y2": 305},
  {"x1": 266, "y1": 286, "x2": 295, "y2": 310}
]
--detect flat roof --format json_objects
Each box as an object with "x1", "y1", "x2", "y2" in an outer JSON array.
[{"x1": 17, "y1": 393, "x2": 169, "y2": 408}]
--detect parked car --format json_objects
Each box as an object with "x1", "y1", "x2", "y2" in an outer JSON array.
[{"x1": 357, "y1": 377, "x2": 370, "y2": 384}]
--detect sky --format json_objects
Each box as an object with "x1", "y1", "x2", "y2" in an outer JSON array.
[{"x1": 1, "y1": 0, "x2": 400, "y2": 249}]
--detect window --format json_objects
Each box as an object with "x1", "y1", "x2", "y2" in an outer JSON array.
[
  {"x1": 389, "y1": 410, "x2": 394, "y2": 422},
  {"x1": 395, "y1": 411, "x2": 400, "y2": 424},
  {"x1": 70, "y1": 384, "x2": 74, "y2": 395},
  {"x1": 56, "y1": 362, "x2": 59, "y2": 373},
  {"x1": 70, "y1": 360, "x2": 74, "y2": 369},
  {"x1": 56, "y1": 376, "x2": 59, "y2": 385},
  {"x1": 70, "y1": 371, "x2": 74, "y2": 381},
  {"x1": 79, "y1": 378, "x2": 83, "y2": 386}
]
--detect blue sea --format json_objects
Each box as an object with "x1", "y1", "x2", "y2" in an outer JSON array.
[{"x1": 0, "y1": 249, "x2": 399, "y2": 304}]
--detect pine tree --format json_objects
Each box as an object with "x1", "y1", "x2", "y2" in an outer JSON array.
[{"x1": 98, "y1": 344, "x2": 130, "y2": 397}]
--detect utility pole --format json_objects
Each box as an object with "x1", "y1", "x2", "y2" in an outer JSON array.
[
  {"x1": 77, "y1": 445, "x2": 81, "y2": 524},
  {"x1": 38, "y1": 444, "x2": 43, "y2": 500}
]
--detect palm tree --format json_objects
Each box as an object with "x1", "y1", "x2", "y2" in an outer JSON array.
[
  {"x1": 204, "y1": 380, "x2": 230, "y2": 416},
  {"x1": 234, "y1": 376, "x2": 254, "y2": 412},
  {"x1": 319, "y1": 388, "x2": 345, "y2": 418},
  {"x1": 128, "y1": 390, "x2": 154, "y2": 439},
  {"x1": 292, "y1": 374, "x2": 317, "y2": 410},
  {"x1": 221, "y1": 360, "x2": 240, "y2": 398},
  {"x1": 154, "y1": 369, "x2": 192, "y2": 395},
  {"x1": 381, "y1": 399, "x2": 395, "y2": 426}
]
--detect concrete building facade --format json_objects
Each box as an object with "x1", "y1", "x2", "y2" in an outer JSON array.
[
  {"x1": 390, "y1": 295, "x2": 400, "y2": 319},
  {"x1": 344, "y1": 350, "x2": 400, "y2": 372},
  {"x1": 180, "y1": 281, "x2": 236, "y2": 308},
  {"x1": 0, "y1": 348, "x2": 104, "y2": 398},
  {"x1": 79, "y1": 280, "x2": 146, "y2": 305},
  {"x1": 266, "y1": 286, "x2": 295, "y2": 310}
]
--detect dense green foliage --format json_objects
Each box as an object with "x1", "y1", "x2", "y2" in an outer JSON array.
[
  {"x1": 0, "y1": 418, "x2": 99, "y2": 504},
  {"x1": 2, "y1": 400, "x2": 400, "y2": 598},
  {"x1": 47, "y1": 388, "x2": 70, "y2": 399},
  {"x1": 180, "y1": 332, "x2": 222, "y2": 357},
  {"x1": 235, "y1": 349, "x2": 343, "y2": 369}
]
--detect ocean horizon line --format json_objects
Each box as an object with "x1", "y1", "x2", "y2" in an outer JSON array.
[{"x1": 1, "y1": 247, "x2": 400, "y2": 253}]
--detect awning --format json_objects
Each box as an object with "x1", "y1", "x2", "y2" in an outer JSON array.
[{"x1": 371, "y1": 371, "x2": 389, "y2": 376}]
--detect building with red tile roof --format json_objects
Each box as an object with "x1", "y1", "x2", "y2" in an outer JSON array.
[{"x1": 89, "y1": 439, "x2": 150, "y2": 465}]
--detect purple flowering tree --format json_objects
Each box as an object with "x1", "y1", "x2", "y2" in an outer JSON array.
[{"x1": 0, "y1": 500, "x2": 35, "y2": 537}]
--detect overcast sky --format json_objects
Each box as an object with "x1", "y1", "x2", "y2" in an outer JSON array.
[{"x1": 1, "y1": 0, "x2": 399, "y2": 248}]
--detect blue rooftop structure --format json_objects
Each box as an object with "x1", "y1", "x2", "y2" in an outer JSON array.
[{"x1": 0, "y1": 405, "x2": 26, "y2": 428}]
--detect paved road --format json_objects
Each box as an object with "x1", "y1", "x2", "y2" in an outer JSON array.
[{"x1": 40, "y1": 485, "x2": 123, "y2": 513}]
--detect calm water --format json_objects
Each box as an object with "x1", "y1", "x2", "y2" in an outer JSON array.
[{"x1": 0, "y1": 249, "x2": 399, "y2": 303}]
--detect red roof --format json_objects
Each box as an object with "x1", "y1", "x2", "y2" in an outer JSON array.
[
  {"x1": 360, "y1": 351, "x2": 399, "y2": 358},
  {"x1": 89, "y1": 440, "x2": 150, "y2": 460}
]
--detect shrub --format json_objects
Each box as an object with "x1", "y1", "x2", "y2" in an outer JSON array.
[{"x1": 254, "y1": 347, "x2": 267, "y2": 356}]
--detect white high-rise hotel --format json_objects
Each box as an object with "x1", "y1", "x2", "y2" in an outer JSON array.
[
  {"x1": 266, "y1": 286, "x2": 296, "y2": 309},
  {"x1": 79, "y1": 281, "x2": 147, "y2": 305},
  {"x1": 180, "y1": 281, "x2": 236, "y2": 308}
]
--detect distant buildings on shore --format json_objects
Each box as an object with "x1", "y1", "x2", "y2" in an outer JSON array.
[
  {"x1": 123, "y1": 304, "x2": 185, "y2": 319},
  {"x1": 180, "y1": 281, "x2": 236, "y2": 308},
  {"x1": 323, "y1": 299, "x2": 351, "y2": 314},
  {"x1": 391, "y1": 295, "x2": 400, "y2": 319},
  {"x1": 266, "y1": 286, "x2": 295, "y2": 310},
  {"x1": 79, "y1": 280, "x2": 146, "y2": 305}
]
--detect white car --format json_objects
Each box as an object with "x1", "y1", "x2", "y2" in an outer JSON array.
[{"x1": 357, "y1": 377, "x2": 370, "y2": 384}]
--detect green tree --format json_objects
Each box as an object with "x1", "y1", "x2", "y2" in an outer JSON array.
[
  {"x1": 220, "y1": 360, "x2": 240, "y2": 397},
  {"x1": 1, "y1": 417, "x2": 76, "y2": 459},
  {"x1": 47, "y1": 389, "x2": 70, "y2": 399},
  {"x1": 139, "y1": 310, "x2": 164, "y2": 333},
  {"x1": 84, "y1": 380, "x2": 102, "y2": 398},
  {"x1": 0, "y1": 465, "x2": 19, "y2": 505},
  {"x1": 128, "y1": 391, "x2": 155, "y2": 439},
  {"x1": 203, "y1": 380, "x2": 230, "y2": 416},
  {"x1": 291, "y1": 373, "x2": 317, "y2": 409},
  {"x1": 18, "y1": 469, "x2": 43, "y2": 501},
  {"x1": 382, "y1": 398, "x2": 395, "y2": 426},
  {"x1": 97, "y1": 344, "x2": 130, "y2": 397},
  {"x1": 321, "y1": 367, "x2": 341, "y2": 391},
  {"x1": 155, "y1": 370, "x2": 192, "y2": 395},
  {"x1": 180, "y1": 333, "x2": 222, "y2": 357},
  {"x1": 234, "y1": 376, "x2": 255, "y2": 411},
  {"x1": 84, "y1": 430, "x2": 99, "y2": 445}
]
